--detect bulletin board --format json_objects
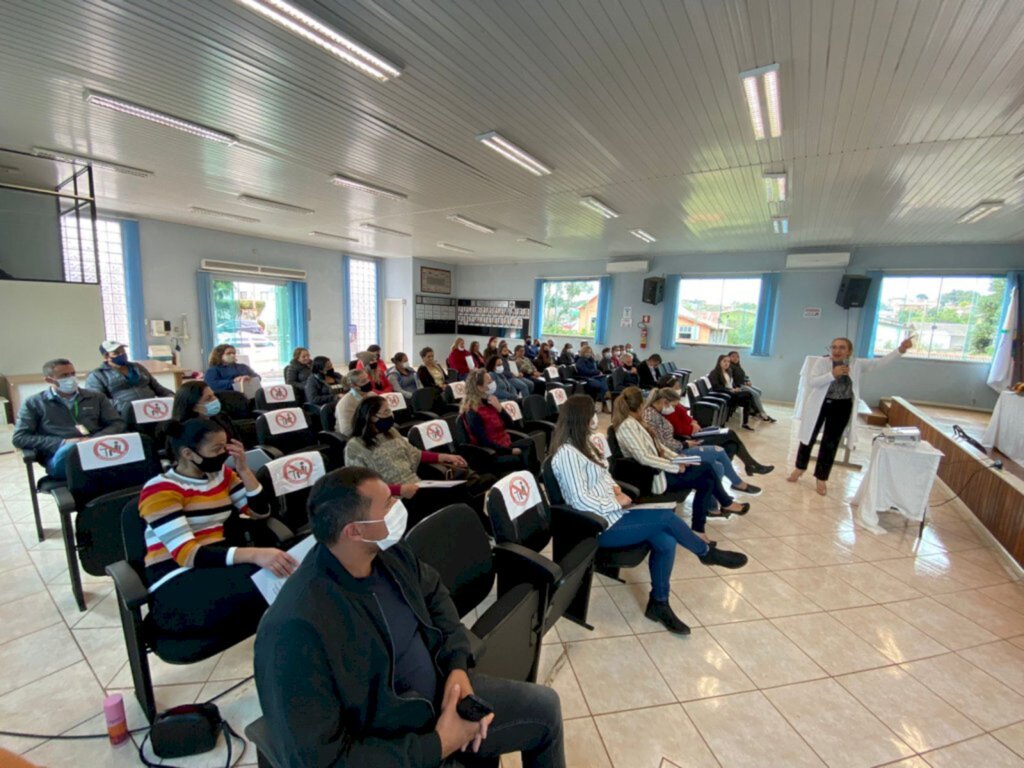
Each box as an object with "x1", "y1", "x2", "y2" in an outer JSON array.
[
  {"x1": 415, "y1": 295, "x2": 457, "y2": 335},
  {"x1": 457, "y1": 299, "x2": 531, "y2": 339}
]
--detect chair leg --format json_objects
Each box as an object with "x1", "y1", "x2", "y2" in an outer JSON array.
[
  {"x1": 115, "y1": 597, "x2": 157, "y2": 723},
  {"x1": 25, "y1": 462, "x2": 45, "y2": 542},
  {"x1": 595, "y1": 564, "x2": 624, "y2": 583},
  {"x1": 562, "y1": 565, "x2": 596, "y2": 630},
  {"x1": 59, "y1": 510, "x2": 86, "y2": 612}
]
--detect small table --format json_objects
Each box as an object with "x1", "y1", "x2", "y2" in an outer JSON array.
[
  {"x1": 850, "y1": 439, "x2": 944, "y2": 535},
  {"x1": 982, "y1": 391, "x2": 1024, "y2": 465}
]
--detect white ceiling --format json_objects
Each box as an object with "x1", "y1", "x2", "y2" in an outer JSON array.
[{"x1": 1, "y1": 0, "x2": 1023, "y2": 264}]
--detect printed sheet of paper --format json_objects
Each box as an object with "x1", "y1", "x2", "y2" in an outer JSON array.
[{"x1": 251, "y1": 535, "x2": 316, "y2": 605}]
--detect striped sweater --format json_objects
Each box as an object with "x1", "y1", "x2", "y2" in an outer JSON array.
[
  {"x1": 550, "y1": 445, "x2": 624, "y2": 527},
  {"x1": 138, "y1": 467, "x2": 267, "y2": 591},
  {"x1": 614, "y1": 417, "x2": 679, "y2": 495}
]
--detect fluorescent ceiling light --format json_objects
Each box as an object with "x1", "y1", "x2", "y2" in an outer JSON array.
[
  {"x1": 235, "y1": 0, "x2": 401, "y2": 81},
  {"x1": 446, "y1": 214, "x2": 496, "y2": 234},
  {"x1": 86, "y1": 91, "x2": 238, "y2": 145},
  {"x1": 188, "y1": 206, "x2": 260, "y2": 223},
  {"x1": 476, "y1": 131, "x2": 552, "y2": 176},
  {"x1": 0, "y1": 164, "x2": 21, "y2": 175},
  {"x1": 579, "y1": 196, "x2": 620, "y2": 219},
  {"x1": 237, "y1": 194, "x2": 314, "y2": 215},
  {"x1": 629, "y1": 228, "x2": 656, "y2": 243},
  {"x1": 330, "y1": 173, "x2": 407, "y2": 201},
  {"x1": 762, "y1": 171, "x2": 787, "y2": 202},
  {"x1": 1013, "y1": 169, "x2": 1024, "y2": 184},
  {"x1": 772, "y1": 216, "x2": 789, "y2": 234},
  {"x1": 436, "y1": 242, "x2": 474, "y2": 254},
  {"x1": 740, "y1": 63, "x2": 782, "y2": 140},
  {"x1": 31, "y1": 147, "x2": 154, "y2": 177},
  {"x1": 310, "y1": 230, "x2": 359, "y2": 242},
  {"x1": 956, "y1": 201, "x2": 1004, "y2": 224},
  {"x1": 517, "y1": 237, "x2": 551, "y2": 248},
  {"x1": 360, "y1": 222, "x2": 411, "y2": 237}
]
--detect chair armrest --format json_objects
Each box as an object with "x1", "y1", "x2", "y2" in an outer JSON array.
[
  {"x1": 413, "y1": 410, "x2": 441, "y2": 421},
  {"x1": 523, "y1": 420, "x2": 556, "y2": 434},
  {"x1": 467, "y1": 630, "x2": 487, "y2": 663},
  {"x1": 609, "y1": 459, "x2": 655, "y2": 496},
  {"x1": 456, "y1": 444, "x2": 497, "y2": 471},
  {"x1": 21, "y1": 448, "x2": 39, "y2": 464},
  {"x1": 50, "y1": 486, "x2": 77, "y2": 515},
  {"x1": 550, "y1": 504, "x2": 608, "y2": 536},
  {"x1": 106, "y1": 560, "x2": 150, "y2": 610},
  {"x1": 615, "y1": 481, "x2": 641, "y2": 499},
  {"x1": 506, "y1": 429, "x2": 530, "y2": 442},
  {"x1": 493, "y1": 543, "x2": 563, "y2": 590},
  {"x1": 264, "y1": 517, "x2": 295, "y2": 543}
]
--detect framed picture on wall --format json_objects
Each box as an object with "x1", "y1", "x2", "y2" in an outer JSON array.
[{"x1": 420, "y1": 266, "x2": 452, "y2": 295}]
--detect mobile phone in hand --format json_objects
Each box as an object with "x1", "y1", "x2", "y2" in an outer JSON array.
[{"x1": 456, "y1": 694, "x2": 494, "y2": 722}]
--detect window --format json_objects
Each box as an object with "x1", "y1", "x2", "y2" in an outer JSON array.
[
  {"x1": 346, "y1": 257, "x2": 379, "y2": 357},
  {"x1": 874, "y1": 275, "x2": 1005, "y2": 362},
  {"x1": 676, "y1": 277, "x2": 762, "y2": 347},
  {"x1": 540, "y1": 280, "x2": 601, "y2": 338},
  {"x1": 211, "y1": 278, "x2": 294, "y2": 372},
  {"x1": 60, "y1": 217, "x2": 132, "y2": 352}
]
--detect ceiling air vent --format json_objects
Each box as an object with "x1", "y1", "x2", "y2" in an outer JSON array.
[
  {"x1": 785, "y1": 252, "x2": 850, "y2": 269},
  {"x1": 201, "y1": 259, "x2": 307, "y2": 280}
]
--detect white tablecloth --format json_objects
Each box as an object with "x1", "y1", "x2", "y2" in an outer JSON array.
[
  {"x1": 982, "y1": 391, "x2": 1024, "y2": 465},
  {"x1": 850, "y1": 439, "x2": 944, "y2": 534}
]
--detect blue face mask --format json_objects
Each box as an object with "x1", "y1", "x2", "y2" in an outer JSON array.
[
  {"x1": 203, "y1": 399, "x2": 222, "y2": 417},
  {"x1": 375, "y1": 417, "x2": 395, "y2": 433},
  {"x1": 111, "y1": 354, "x2": 129, "y2": 367}
]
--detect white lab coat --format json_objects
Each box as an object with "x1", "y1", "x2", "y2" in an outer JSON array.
[{"x1": 794, "y1": 349, "x2": 903, "y2": 446}]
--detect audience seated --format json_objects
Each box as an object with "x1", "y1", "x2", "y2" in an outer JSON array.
[
  {"x1": 13, "y1": 357, "x2": 125, "y2": 480},
  {"x1": 468, "y1": 341, "x2": 487, "y2": 371},
  {"x1": 484, "y1": 356, "x2": 522, "y2": 401},
  {"x1": 708, "y1": 355, "x2": 758, "y2": 429},
  {"x1": 447, "y1": 337, "x2": 473, "y2": 379},
  {"x1": 523, "y1": 336, "x2": 539, "y2": 359},
  {"x1": 513, "y1": 345, "x2": 547, "y2": 394},
  {"x1": 637, "y1": 354, "x2": 663, "y2": 389},
  {"x1": 460, "y1": 370, "x2": 537, "y2": 475},
  {"x1": 86, "y1": 340, "x2": 174, "y2": 411},
  {"x1": 497, "y1": 343, "x2": 535, "y2": 397},
  {"x1": 728, "y1": 350, "x2": 776, "y2": 422},
  {"x1": 597, "y1": 347, "x2": 615, "y2": 374},
  {"x1": 617, "y1": 353, "x2": 640, "y2": 388},
  {"x1": 139, "y1": 419, "x2": 298, "y2": 640},
  {"x1": 609, "y1": 346, "x2": 623, "y2": 368},
  {"x1": 556, "y1": 343, "x2": 576, "y2": 366},
  {"x1": 417, "y1": 347, "x2": 448, "y2": 389},
  {"x1": 254, "y1": 467, "x2": 565, "y2": 766},
  {"x1": 335, "y1": 369, "x2": 374, "y2": 437},
  {"x1": 172, "y1": 380, "x2": 242, "y2": 443},
  {"x1": 284, "y1": 347, "x2": 312, "y2": 389},
  {"x1": 534, "y1": 343, "x2": 555, "y2": 370},
  {"x1": 573, "y1": 346, "x2": 609, "y2": 410},
  {"x1": 202, "y1": 343, "x2": 260, "y2": 394},
  {"x1": 485, "y1": 336, "x2": 500, "y2": 358},
  {"x1": 388, "y1": 352, "x2": 422, "y2": 397},
  {"x1": 551, "y1": 395, "x2": 746, "y2": 634},
  {"x1": 305, "y1": 356, "x2": 345, "y2": 406},
  {"x1": 354, "y1": 344, "x2": 383, "y2": 370}
]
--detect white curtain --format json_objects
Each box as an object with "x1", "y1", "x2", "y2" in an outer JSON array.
[{"x1": 988, "y1": 285, "x2": 1018, "y2": 392}]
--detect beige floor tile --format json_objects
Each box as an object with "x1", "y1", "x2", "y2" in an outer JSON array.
[
  {"x1": 958, "y1": 641, "x2": 1024, "y2": 694},
  {"x1": 0, "y1": 590, "x2": 62, "y2": 645},
  {"x1": 743, "y1": 513, "x2": 814, "y2": 538},
  {"x1": 776, "y1": 533, "x2": 858, "y2": 565},
  {"x1": 888, "y1": 596, "x2": 1000, "y2": 649},
  {"x1": 772, "y1": 613, "x2": 890, "y2": 675},
  {"x1": 832, "y1": 605, "x2": 949, "y2": 663},
  {"x1": 883, "y1": 759, "x2": 932, "y2": 768},
  {"x1": 775, "y1": 567, "x2": 875, "y2": 610},
  {"x1": 605, "y1": 582, "x2": 700, "y2": 635},
  {"x1": 684, "y1": 691, "x2": 825, "y2": 767},
  {"x1": 74, "y1": 627, "x2": 131, "y2": 687},
  {"x1": 922, "y1": 734, "x2": 1024, "y2": 767},
  {"x1": 109, "y1": 648, "x2": 223, "y2": 689},
  {"x1": 556, "y1": 587, "x2": 633, "y2": 642},
  {"x1": 711, "y1": 515, "x2": 772, "y2": 540},
  {"x1": 707, "y1": 619, "x2": 826, "y2": 688},
  {"x1": 918, "y1": 553, "x2": 1011, "y2": 589},
  {"x1": 0, "y1": 564, "x2": 47, "y2": 607},
  {"x1": 901, "y1": 653, "x2": 1024, "y2": 731},
  {"x1": 931, "y1": 589, "x2": 1024, "y2": 638},
  {"x1": 0, "y1": 624, "x2": 83, "y2": 698},
  {"x1": 537, "y1": 642, "x2": 589, "y2": 720},
  {"x1": 47, "y1": 579, "x2": 115, "y2": 624},
  {"x1": 994, "y1": 721, "x2": 1024, "y2": 759},
  {"x1": 0, "y1": 543, "x2": 34, "y2": 575},
  {"x1": 956, "y1": 546, "x2": 1020, "y2": 577},
  {"x1": 824, "y1": 563, "x2": 925, "y2": 603},
  {"x1": 207, "y1": 635, "x2": 256, "y2": 682},
  {"x1": 567, "y1": 636, "x2": 674, "y2": 715},
  {"x1": 563, "y1": 716, "x2": 613, "y2": 768},
  {"x1": 721, "y1": 572, "x2": 821, "y2": 617},
  {"x1": 766, "y1": 678, "x2": 914, "y2": 768},
  {"x1": 872, "y1": 557, "x2": 969, "y2": 595},
  {"x1": 979, "y1": 583, "x2": 1024, "y2": 614},
  {"x1": 837, "y1": 666, "x2": 982, "y2": 752},
  {"x1": 595, "y1": 704, "x2": 718, "y2": 768},
  {"x1": 22, "y1": 713, "x2": 143, "y2": 767},
  {"x1": 639, "y1": 629, "x2": 755, "y2": 702},
  {"x1": 672, "y1": 578, "x2": 762, "y2": 626}
]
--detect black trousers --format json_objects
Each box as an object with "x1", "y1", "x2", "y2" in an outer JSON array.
[
  {"x1": 795, "y1": 398, "x2": 854, "y2": 480},
  {"x1": 696, "y1": 430, "x2": 761, "y2": 471},
  {"x1": 150, "y1": 563, "x2": 267, "y2": 640}
]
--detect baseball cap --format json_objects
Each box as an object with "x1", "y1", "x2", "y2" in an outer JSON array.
[{"x1": 100, "y1": 340, "x2": 127, "y2": 354}]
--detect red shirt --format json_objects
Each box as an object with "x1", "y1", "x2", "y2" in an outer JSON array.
[
  {"x1": 447, "y1": 348, "x2": 472, "y2": 375},
  {"x1": 464, "y1": 405, "x2": 512, "y2": 449},
  {"x1": 665, "y1": 404, "x2": 696, "y2": 438}
]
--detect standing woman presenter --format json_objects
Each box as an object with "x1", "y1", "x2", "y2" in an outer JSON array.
[{"x1": 789, "y1": 335, "x2": 913, "y2": 496}]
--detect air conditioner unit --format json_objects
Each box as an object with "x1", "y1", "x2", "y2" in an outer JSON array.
[
  {"x1": 785, "y1": 252, "x2": 850, "y2": 269},
  {"x1": 200, "y1": 259, "x2": 307, "y2": 281},
  {"x1": 606, "y1": 259, "x2": 649, "y2": 274}
]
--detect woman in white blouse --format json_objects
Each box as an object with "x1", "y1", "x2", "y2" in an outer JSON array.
[{"x1": 551, "y1": 395, "x2": 747, "y2": 635}]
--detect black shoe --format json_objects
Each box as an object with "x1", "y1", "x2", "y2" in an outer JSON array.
[
  {"x1": 699, "y1": 547, "x2": 748, "y2": 568},
  {"x1": 724, "y1": 502, "x2": 751, "y2": 515},
  {"x1": 705, "y1": 510, "x2": 733, "y2": 523},
  {"x1": 733, "y1": 483, "x2": 762, "y2": 497},
  {"x1": 763, "y1": 415, "x2": 777, "y2": 423},
  {"x1": 644, "y1": 598, "x2": 691, "y2": 635},
  {"x1": 746, "y1": 463, "x2": 775, "y2": 476},
  {"x1": 742, "y1": 424, "x2": 755, "y2": 431}
]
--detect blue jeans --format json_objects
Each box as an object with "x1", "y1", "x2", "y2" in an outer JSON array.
[
  {"x1": 682, "y1": 445, "x2": 744, "y2": 509},
  {"x1": 509, "y1": 376, "x2": 532, "y2": 398},
  {"x1": 663, "y1": 463, "x2": 734, "y2": 531},
  {"x1": 45, "y1": 441, "x2": 77, "y2": 480},
  {"x1": 582, "y1": 377, "x2": 608, "y2": 400},
  {"x1": 599, "y1": 507, "x2": 710, "y2": 602}
]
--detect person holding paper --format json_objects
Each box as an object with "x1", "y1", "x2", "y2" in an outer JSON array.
[
  {"x1": 138, "y1": 419, "x2": 299, "y2": 639},
  {"x1": 254, "y1": 467, "x2": 566, "y2": 767},
  {"x1": 574, "y1": 346, "x2": 610, "y2": 410},
  {"x1": 789, "y1": 335, "x2": 913, "y2": 496},
  {"x1": 417, "y1": 347, "x2": 448, "y2": 389},
  {"x1": 497, "y1": 343, "x2": 535, "y2": 396},
  {"x1": 446, "y1": 338, "x2": 473, "y2": 379},
  {"x1": 551, "y1": 395, "x2": 747, "y2": 634},
  {"x1": 513, "y1": 345, "x2": 547, "y2": 394},
  {"x1": 202, "y1": 344, "x2": 260, "y2": 394},
  {"x1": 468, "y1": 341, "x2": 487, "y2": 371}
]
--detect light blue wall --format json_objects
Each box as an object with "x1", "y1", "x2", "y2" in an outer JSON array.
[{"x1": 0, "y1": 187, "x2": 63, "y2": 281}]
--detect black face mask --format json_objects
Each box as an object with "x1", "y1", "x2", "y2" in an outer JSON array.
[
  {"x1": 192, "y1": 451, "x2": 229, "y2": 474},
  {"x1": 375, "y1": 417, "x2": 395, "y2": 433},
  {"x1": 359, "y1": 382, "x2": 373, "y2": 393}
]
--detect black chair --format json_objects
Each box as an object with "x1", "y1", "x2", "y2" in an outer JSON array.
[
  {"x1": 255, "y1": 407, "x2": 319, "y2": 457},
  {"x1": 255, "y1": 384, "x2": 299, "y2": 412},
  {"x1": 442, "y1": 381, "x2": 468, "y2": 410},
  {"x1": 255, "y1": 449, "x2": 327, "y2": 532},
  {"x1": 124, "y1": 397, "x2": 175, "y2": 456},
  {"x1": 410, "y1": 386, "x2": 458, "y2": 419},
  {"x1": 107, "y1": 500, "x2": 293, "y2": 722},
  {"x1": 216, "y1": 390, "x2": 253, "y2": 420},
  {"x1": 496, "y1": 400, "x2": 549, "y2": 460},
  {"x1": 452, "y1": 414, "x2": 525, "y2": 479},
  {"x1": 20, "y1": 450, "x2": 62, "y2": 542},
  {"x1": 521, "y1": 395, "x2": 558, "y2": 436},
  {"x1": 540, "y1": 365, "x2": 569, "y2": 395},
  {"x1": 409, "y1": 419, "x2": 495, "y2": 476},
  {"x1": 50, "y1": 433, "x2": 162, "y2": 611},
  {"x1": 540, "y1": 458, "x2": 650, "y2": 584},
  {"x1": 485, "y1": 472, "x2": 599, "y2": 632},
  {"x1": 545, "y1": 387, "x2": 569, "y2": 415},
  {"x1": 381, "y1": 391, "x2": 428, "y2": 436},
  {"x1": 558, "y1": 365, "x2": 586, "y2": 395},
  {"x1": 610, "y1": 367, "x2": 634, "y2": 398},
  {"x1": 688, "y1": 382, "x2": 727, "y2": 427},
  {"x1": 405, "y1": 503, "x2": 557, "y2": 683}
]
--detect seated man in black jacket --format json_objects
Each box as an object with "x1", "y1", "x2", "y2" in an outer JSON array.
[
  {"x1": 637, "y1": 353, "x2": 662, "y2": 389},
  {"x1": 254, "y1": 466, "x2": 565, "y2": 768}
]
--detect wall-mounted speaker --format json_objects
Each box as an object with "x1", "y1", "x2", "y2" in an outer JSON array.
[
  {"x1": 642, "y1": 277, "x2": 664, "y2": 305},
  {"x1": 836, "y1": 275, "x2": 872, "y2": 309}
]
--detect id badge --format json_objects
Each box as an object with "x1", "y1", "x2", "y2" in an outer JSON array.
[{"x1": 75, "y1": 424, "x2": 90, "y2": 436}]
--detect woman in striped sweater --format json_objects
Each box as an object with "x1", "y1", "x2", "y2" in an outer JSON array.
[
  {"x1": 551, "y1": 395, "x2": 747, "y2": 635},
  {"x1": 139, "y1": 419, "x2": 299, "y2": 638}
]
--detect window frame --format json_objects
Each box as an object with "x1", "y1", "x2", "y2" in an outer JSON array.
[
  {"x1": 674, "y1": 275, "x2": 763, "y2": 350},
  {"x1": 343, "y1": 255, "x2": 382, "y2": 361},
  {"x1": 537, "y1": 278, "x2": 604, "y2": 341}
]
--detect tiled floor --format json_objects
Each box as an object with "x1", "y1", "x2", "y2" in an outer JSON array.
[{"x1": 1, "y1": 404, "x2": 1023, "y2": 767}]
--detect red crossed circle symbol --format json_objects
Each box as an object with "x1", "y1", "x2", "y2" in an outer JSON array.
[
  {"x1": 425, "y1": 423, "x2": 445, "y2": 443},
  {"x1": 93, "y1": 437, "x2": 129, "y2": 461},
  {"x1": 274, "y1": 410, "x2": 298, "y2": 428},
  {"x1": 501, "y1": 402, "x2": 517, "y2": 417},
  {"x1": 269, "y1": 385, "x2": 289, "y2": 401},
  {"x1": 508, "y1": 477, "x2": 532, "y2": 507},
  {"x1": 385, "y1": 393, "x2": 403, "y2": 409},
  {"x1": 142, "y1": 400, "x2": 168, "y2": 419},
  {"x1": 282, "y1": 457, "x2": 313, "y2": 484}
]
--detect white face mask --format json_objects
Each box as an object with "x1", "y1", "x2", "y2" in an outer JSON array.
[
  {"x1": 485, "y1": 381, "x2": 498, "y2": 395},
  {"x1": 661, "y1": 405, "x2": 675, "y2": 415},
  {"x1": 54, "y1": 376, "x2": 79, "y2": 395},
  {"x1": 223, "y1": 354, "x2": 236, "y2": 364},
  {"x1": 590, "y1": 415, "x2": 599, "y2": 430},
  {"x1": 359, "y1": 500, "x2": 408, "y2": 551}
]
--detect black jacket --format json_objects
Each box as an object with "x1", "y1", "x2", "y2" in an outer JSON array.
[
  {"x1": 284, "y1": 362, "x2": 312, "y2": 388},
  {"x1": 708, "y1": 367, "x2": 736, "y2": 392},
  {"x1": 304, "y1": 374, "x2": 342, "y2": 407},
  {"x1": 13, "y1": 388, "x2": 125, "y2": 462},
  {"x1": 638, "y1": 363, "x2": 660, "y2": 389},
  {"x1": 729, "y1": 362, "x2": 750, "y2": 386},
  {"x1": 84, "y1": 362, "x2": 173, "y2": 413},
  {"x1": 254, "y1": 542, "x2": 473, "y2": 767}
]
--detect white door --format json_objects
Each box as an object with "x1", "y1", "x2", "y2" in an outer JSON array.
[{"x1": 383, "y1": 298, "x2": 405, "y2": 358}]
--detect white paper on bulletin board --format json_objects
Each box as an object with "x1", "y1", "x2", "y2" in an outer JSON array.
[
  {"x1": 803, "y1": 307, "x2": 822, "y2": 319},
  {"x1": 621, "y1": 306, "x2": 633, "y2": 327}
]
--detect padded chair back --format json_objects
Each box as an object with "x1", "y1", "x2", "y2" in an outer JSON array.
[
  {"x1": 542, "y1": 365, "x2": 561, "y2": 383},
  {"x1": 408, "y1": 419, "x2": 457, "y2": 454},
  {"x1": 539, "y1": 458, "x2": 565, "y2": 506},
  {"x1": 611, "y1": 367, "x2": 628, "y2": 391},
  {"x1": 120, "y1": 498, "x2": 149, "y2": 584},
  {"x1": 444, "y1": 381, "x2": 467, "y2": 405},
  {"x1": 65, "y1": 433, "x2": 161, "y2": 509},
  {"x1": 126, "y1": 398, "x2": 174, "y2": 446},
  {"x1": 546, "y1": 387, "x2": 567, "y2": 412},
  {"x1": 411, "y1": 387, "x2": 441, "y2": 416},
  {"x1": 316, "y1": 402, "x2": 337, "y2": 433},
  {"x1": 257, "y1": 450, "x2": 327, "y2": 530},
  {"x1": 256, "y1": 408, "x2": 316, "y2": 456},
  {"x1": 216, "y1": 390, "x2": 253, "y2": 420},
  {"x1": 486, "y1": 471, "x2": 551, "y2": 553},
  {"x1": 256, "y1": 384, "x2": 297, "y2": 411},
  {"x1": 521, "y1": 394, "x2": 549, "y2": 422}
]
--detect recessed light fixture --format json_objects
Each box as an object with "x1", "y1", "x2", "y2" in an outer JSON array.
[
  {"x1": 310, "y1": 230, "x2": 359, "y2": 242},
  {"x1": 189, "y1": 206, "x2": 260, "y2": 223},
  {"x1": 360, "y1": 222, "x2": 411, "y2": 237},
  {"x1": 31, "y1": 147, "x2": 154, "y2": 177},
  {"x1": 629, "y1": 229, "x2": 657, "y2": 243},
  {"x1": 516, "y1": 237, "x2": 552, "y2": 248},
  {"x1": 235, "y1": 0, "x2": 402, "y2": 81},
  {"x1": 772, "y1": 216, "x2": 789, "y2": 234},
  {"x1": 86, "y1": 91, "x2": 238, "y2": 145},
  {"x1": 445, "y1": 214, "x2": 495, "y2": 234},
  {"x1": 237, "y1": 194, "x2": 314, "y2": 215},
  {"x1": 476, "y1": 131, "x2": 552, "y2": 176},
  {"x1": 762, "y1": 171, "x2": 787, "y2": 202},
  {"x1": 740, "y1": 63, "x2": 782, "y2": 140},
  {"x1": 330, "y1": 173, "x2": 407, "y2": 201},
  {"x1": 956, "y1": 201, "x2": 1004, "y2": 224},
  {"x1": 579, "y1": 196, "x2": 620, "y2": 219},
  {"x1": 436, "y1": 242, "x2": 474, "y2": 254}
]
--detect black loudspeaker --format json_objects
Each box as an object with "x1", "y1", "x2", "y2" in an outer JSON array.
[
  {"x1": 642, "y1": 277, "x2": 665, "y2": 305},
  {"x1": 836, "y1": 275, "x2": 872, "y2": 309}
]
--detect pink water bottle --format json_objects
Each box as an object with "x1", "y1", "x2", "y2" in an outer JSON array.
[{"x1": 104, "y1": 693, "x2": 129, "y2": 747}]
